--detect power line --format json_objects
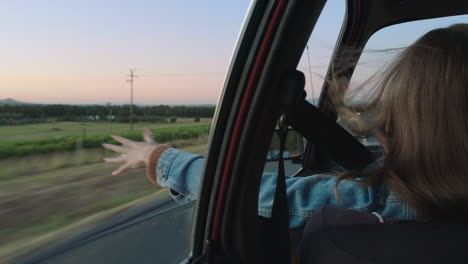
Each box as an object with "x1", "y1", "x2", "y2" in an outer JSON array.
[
  {"x1": 306, "y1": 45, "x2": 315, "y2": 101},
  {"x1": 139, "y1": 71, "x2": 225, "y2": 77}
]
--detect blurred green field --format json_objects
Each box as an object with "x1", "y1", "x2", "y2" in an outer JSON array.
[
  {"x1": 0, "y1": 138, "x2": 208, "y2": 262},
  {"x1": 0, "y1": 119, "x2": 211, "y2": 141},
  {"x1": 0, "y1": 120, "x2": 210, "y2": 261},
  {"x1": 0, "y1": 122, "x2": 212, "y2": 159}
]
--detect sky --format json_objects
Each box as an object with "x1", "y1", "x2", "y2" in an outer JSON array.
[
  {"x1": 0, "y1": 0, "x2": 251, "y2": 104},
  {"x1": 0, "y1": 1, "x2": 467, "y2": 105}
]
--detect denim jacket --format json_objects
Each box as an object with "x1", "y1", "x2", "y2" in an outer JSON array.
[{"x1": 156, "y1": 148, "x2": 419, "y2": 230}]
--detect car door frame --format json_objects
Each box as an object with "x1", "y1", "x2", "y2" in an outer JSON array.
[
  {"x1": 189, "y1": 0, "x2": 327, "y2": 262},
  {"x1": 190, "y1": 0, "x2": 468, "y2": 263}
]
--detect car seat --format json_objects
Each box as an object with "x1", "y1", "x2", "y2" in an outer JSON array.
[{"x1": 298, "y1": 206, "x2": 468, "y2": 264}]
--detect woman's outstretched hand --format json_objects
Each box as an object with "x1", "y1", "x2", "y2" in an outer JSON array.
[{"x1": 102, "y1": 128, "x2": 158, "y2": 176}]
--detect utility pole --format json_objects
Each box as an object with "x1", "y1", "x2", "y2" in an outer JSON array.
[
  {"x1": 127, "y1": 69, "x2": 137, "y2": 131},
  {"x1": 107, "y1": 102, "x2": 113, "y2": 133}
]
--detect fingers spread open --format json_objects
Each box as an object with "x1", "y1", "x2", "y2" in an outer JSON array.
[
  {"x1": 111, "y1": 135, "x2": 139, "y2": 148},
  {"x1": 112, "y1": 163, "x2": 131, "y2": 176},
  {"x1": 104, "y1": 156, "x2": 126, "y2": 164},
  {"x1": 102, "y1": 143, "x2": 129, "y2": 154},
  {"x1": 143, "y1": 128, "x2": 156, "y2": 144}
]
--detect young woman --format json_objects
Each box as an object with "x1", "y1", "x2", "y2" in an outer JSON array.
[{"x1": 103, "y1": 24, "x2": 468, "y2": 229}]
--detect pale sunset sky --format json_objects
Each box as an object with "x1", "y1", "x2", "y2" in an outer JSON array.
[{"x1": 1, "y1": 1, "x2": 466, "y2": 105}]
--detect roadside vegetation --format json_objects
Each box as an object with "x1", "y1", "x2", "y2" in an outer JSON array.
[
  {"x1": 0, "y1": 139, "x2": 208, "y2": 247},
  {"x1": 0, "y1": 114, "x2": 211, "y2": 262},
  {"x1": 0, "y1": 104, "x2": 215, "y2": 125},
  {"x1": 0, "y1": 118, "x2": 212, "y2": 141},
  {"x1": 0, "y1": 122, "x2": 211, "y2": 159}
]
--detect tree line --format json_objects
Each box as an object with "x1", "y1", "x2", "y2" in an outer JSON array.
[{"x1": 0, "y1": 104, "x2": 215, "y2": 125}]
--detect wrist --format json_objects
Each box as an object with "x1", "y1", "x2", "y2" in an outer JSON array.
[{"x1": 146, "y1": 144, "x2": 172, "y2": 185}]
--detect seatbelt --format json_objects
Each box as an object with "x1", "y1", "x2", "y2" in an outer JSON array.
[
  {"x1": 261, "y1": 114, "x2": 291, "y2": 264},
  {"x1": 260, "y1": 71, "x2": 305, "y2": 264},
  {"x1": 286, "y1": 99, "x2": 374, "y2": 171},
  {"x1": 261, "y1": 69, "x2": 373, "y2": 263}
]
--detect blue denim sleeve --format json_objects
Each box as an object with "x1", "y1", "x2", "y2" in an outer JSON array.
[
  {"x1": 258, "y1": 173, "x2": 388, "y2": 229},
  {"x1": 156, "y1": 148, "x2": 204, "y2": 202},
  {"x1": 156, "y1": 149, "x2": 408, "y2": 229}
]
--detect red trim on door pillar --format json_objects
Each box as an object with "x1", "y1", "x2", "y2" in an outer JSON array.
[{"x1": 211, "y1": 0, "x2": 289, "y2": 244}]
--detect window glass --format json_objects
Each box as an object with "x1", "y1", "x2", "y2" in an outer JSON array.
[
  {"x1": 343, "y1": 14, "x2": 468, "y2": 150},
  {"x1": 0, "y1": 1, "x2": 249, "y2": 262},
  {"x1": 351, "y1": 14, "x2": 468, "y2": 93},
  {"x1": 297, "y1": 0, "x2": 346, "y2": 105}
]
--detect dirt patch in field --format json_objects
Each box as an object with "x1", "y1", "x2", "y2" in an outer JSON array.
[
  {"x1": 0, "y1": 141, "x2": 207, "y2": 259},
  {"x1": 0, "y1": 162, "x2": 158, "y2": 249}
]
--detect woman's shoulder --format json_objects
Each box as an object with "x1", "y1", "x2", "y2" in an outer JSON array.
[{"x1": 380, "y1": 190, "x2": 420, "y2": 220}]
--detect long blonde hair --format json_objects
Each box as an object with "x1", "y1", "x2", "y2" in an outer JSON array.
[{"x1": 332, "y1": 24, "x2": 468, "y2": 222}]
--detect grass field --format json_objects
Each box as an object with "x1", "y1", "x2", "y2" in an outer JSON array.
[
  {"x1": 0, "y1": 120, "x2": 210, "y2": 262},
  {"x1": 0, "y1": 121, "x2": 212, "y2": 159},
  {"x1": 0, "y1": 119, "x2": 212, "y2": 141},
  {"x1": 0, "y1": 141, "x2": 208, "y2": 261}
]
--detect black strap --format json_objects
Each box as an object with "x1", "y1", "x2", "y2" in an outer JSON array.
[
  {"x1": 259, "y1": 71, "x2": 303, "y2": 264},
  {"x1": 286, "y1": 100, "x2": 374, "y2": 171},
  {"x1": 276, "y1": 114, "x2": 292, "y2": 259},
  {"x1": 261, "y1": 69, "x2": 372, "y2": 263},
  {"x1": 261, "y1": 114, "x2": 291, "y2": 264}
]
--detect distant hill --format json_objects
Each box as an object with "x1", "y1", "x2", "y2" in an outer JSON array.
[
  {"x1": 0, "y1": 98, "x2": 32, "y2": 105},
  {"x1": 0, "y1": 99, "x2": 217, "y2": 106}
]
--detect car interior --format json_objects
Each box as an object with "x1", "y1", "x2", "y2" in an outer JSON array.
[
  {"x1": 12, "y1": 1, "x2": 468, "y2": 263},
  {"x1": 189, "y1": 0, "x2": 468, "y2": 263}
]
